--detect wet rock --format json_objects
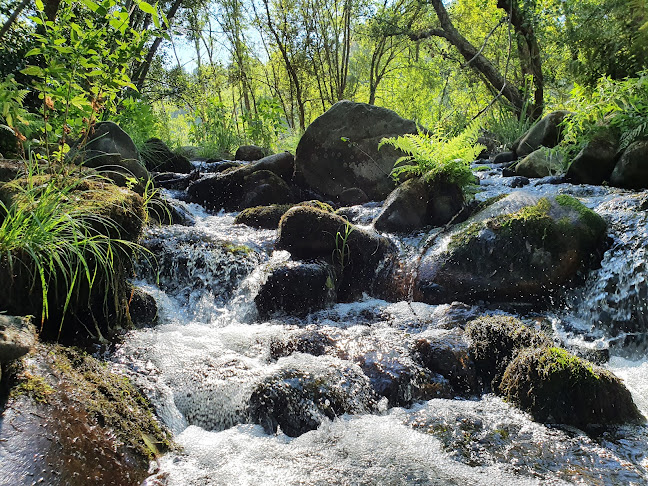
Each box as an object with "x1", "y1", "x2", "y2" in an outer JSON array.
[
  {"x1": 429, "y1": 302, "x2": 481, "y2": 329},
  {"x1": 373, "y1": 178, "x2": 464, "y2": 233},
  {"x1": 338, "y1": 187, "x2": 369, "y2": 206},
  {"x1": 255, "y1": 260, "x2": 337, "y2": 318},
  {"x1": 187, "y1": 152, "x2": 296, "y2": 210},
  {"x1": 0, "y1": 344, "x2": 172, "y2": 486},
  {"x1": 506, "y1": 176, "x2": 529, "y2": 188},
  {"x1": 514, "y1": 111, "x2": 570, "y2": 158},
  {"x1": 610, "y1": 139, "x2": 648, "y2": 189},
  {"x1": 141, "y1": 138, "x2": 193, "y2": 173},
  {"x1": 235, "y1": 201, "x2": 333, "y2": 229},
  {"x1": 413, "y1": 329, "x2": 478, "y2": 395},
  {"x1": 129, "y1": 288, "x2": 158, "y2": 328},
  {"x1": 492, "y1": 151, "x2": 517, "y2": 165},
  {"x1": 515, "y1": 148, "x2": 565, "y2": 178},
  {"x1": 235, "y1": 144, "x2": 268, "y2": 161},
  {"x1": 269, "y1": 329, "x2": 335, "y2": 360},
  {"x1": 566, "y1": 128, "x2": 620, "y2": 185},
  {"x1": 69, "y1": 121, "x2": 150, "y2": 184},
  {"x1": 248, "y1": 358, "x2": 378, "y2": 436},
  {"x1": 153, "y1": 169, "x2": 200, "y2": 190},
  {"x1": 277, "y1": 206, "x2": 396, "y2": 299},
  {"x1": 465, "y1": 315, "x2": 550, "y2": 390},
  {"x1": 0, "y1": 315, "x2": 35, "y2": 363},
  {"x1": 500, "y1": 346, "x2": 645, "y2": 428},
  {"x1": 414, "y1": 192, "x2": 608, "y2": 304},
  {"x1": 294, "y1": 100, "x2": 419, "y2": 200}
]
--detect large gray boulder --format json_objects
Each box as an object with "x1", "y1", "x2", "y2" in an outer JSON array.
[
  {"x1": 374, "y1": 178, "x2": 464, "y2": 233},
  {"x1": 72, "y1": 121, "x2": 149, "y2": 182},
  {"x1": 514, "y1": 111, "x2": 570, "y2": 158},
  {"x1": 414, "y1": 192, "x2": 607, "y2": 304},
  {"x1": 294, "y1": 101, "x2": 419, "y2": 201},
  {"x1": 566, "y1": 129, "x2": 620, "y2": 185},
  {"x1": 610, "y1": 139, "x2": 648, "y2": 189}
]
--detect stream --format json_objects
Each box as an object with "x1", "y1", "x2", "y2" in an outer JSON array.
[{"x1": 115, "y1": 167, "x2": 648, "y2": 485}]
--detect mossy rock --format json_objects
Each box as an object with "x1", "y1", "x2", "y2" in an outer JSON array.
[
  {"x1": 234, "y1": 200, "x2": 333, "y2": 229},
  {"x1": 140, "y1": 137, "x2": 193, "y2": 173},
  {"x1": 415, "y1": 192, "x2": 607, "y2": 304},
  {"x1": 500, "y1": 346, "x2": 645, "y2": 428},
  {"x1": 465, "y1": 315, "x2": 550, "y2": 390},
  {"x1": 0, "y1": 344, "x2": 172, "y2": 485}
]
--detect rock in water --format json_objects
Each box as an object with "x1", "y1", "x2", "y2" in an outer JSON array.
[
  {"x1": 415, "y1": 192, "x2": 607, "y2": 304},
  {"x1": 566, "y1": 128, "x2": 620, "y2": 185},
  {"x1": 294, "y1": 101, "x2": 419, "y2": 201},
  {"x1": 515, "y1": 148, "x2": 564, "y2": 178},
  {"x1": 500, "y1": 346, "x2": 645, "y2": 428},
  {"x1": 141, "y1": 137, "x2": 193, "y2": 173},
  {"x1": 610, "y1": 139, "x2": 648, "y2": 189},
  {"x1": 514, "y1": 110, "x2": 570, "y2": 158},
  {"x1": 235, "y1": 145, "x2": 268, "y2": 161}
]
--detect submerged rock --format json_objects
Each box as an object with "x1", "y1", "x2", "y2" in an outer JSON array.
[
  {"x1": 414, "y1": 192, "x2": 607, "y2": 304},
  {"x1": 500, "y1": 346, "x2": 645, "y2": 428},
  {"x1": 294, "y1": 100, "x2": 419, "y2": 200},
  {"x1": 0, "y1": 344, "x2": 172, "y2": 486}
]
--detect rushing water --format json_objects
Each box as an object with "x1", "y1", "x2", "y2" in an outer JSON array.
[{"x1": 115, "y1": 170, "x2": 648, "y2": 486}]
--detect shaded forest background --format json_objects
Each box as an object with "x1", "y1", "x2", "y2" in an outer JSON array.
[{"x1": 1, "y1": 0, "x2": 647, "y2": 158}]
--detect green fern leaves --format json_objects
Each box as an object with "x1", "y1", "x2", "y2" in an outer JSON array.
[{"x1": 379, "y1": 122, "x2": 485, "y2": 190}]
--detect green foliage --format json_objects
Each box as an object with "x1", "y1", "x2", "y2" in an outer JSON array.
[
  {"x1": 113, "y1": 96, "x2": 162, "y2": 149},
  {"x1": 189, "y1": 99, "x2": 241, "y2": 158},
  {"x1": 333, "y1": 219, "x2": 354, "y2": 271},
  {"x1": 0, "y1": 159, "x2": 148, "y2": 337},
  {"x1": 560, "y1": 72, "x2": 648, "y2": 158},
  {"x1": 242, "y1": 97, "x2": 285, "y2": 149},
  {"x1": 0, "y1": 75, "x2": 32, "y2": 143},
  {"x1": 379, "y1": 122, "x2": 485, "y2": 189}
]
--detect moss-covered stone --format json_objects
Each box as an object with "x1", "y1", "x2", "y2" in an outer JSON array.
[
  {"x1": 500, "y1": 346, "x2": 645, "y2": 428},
  {"x1": 465, "y1": 315, "x2": 550, "y2": 390},
  {"x1": 0, "y1": 344, "x2": 173, "y2": 485},
  {"x1": 235, "y1": 200, "x2": 333, "y2": 229}
]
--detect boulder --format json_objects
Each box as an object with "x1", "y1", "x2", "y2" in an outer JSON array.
[
  {"x1": 154, "y1": 170, "x2": 201, "y2": 190},
  {"x1": 247, "y1": 358, "x2": 378, "y2": 437},
  {"x1": 0, "y1": 344, "x2": 172, "y2": 485},
  {"x1": 465, "y1": 315, "x2": 550, "y2": 390},
  {"x1": 500, "y1": 346, "x2": 645, "y2": 428},
  {"x1": 140, "y1": 138, "x2": 193, "y2": 173},
  {"x1": 70, "y1": 121, "x2": 150, "y2": 183},
  {"x1": 514, "y1": 111, "x2": 570, "y2": 158},
  {"x1": 338, "y1": 187, "x2": 369, "y2": 206},
  {"x1": 128, "y1": 288, "x2": 158, "y2": 328},
  {"x1": 515, "y1": 148, "x2": 564, "y2": 178},
  {"x1": 610, "y1": 140, "x2": 648, "y2": 189},
  {"x1": 234, "y1": 201, "x2": 333, "y2": 229},
  {"x1": 0, "y1": 159, "x2": 24, "y2": 182},
  {"x1": 255, "y1": 260, "x2": 337, "y2": 318},
  {"x1": 374, "y1": 177, "x2": 464, "y2": 233},
  {"x1": 0, "y1": 315, "x2": 35, "y2": 363},
  {"x1": 492, "y1": 151, "x2": 517, "y2": 165},
  {"x1": 566, "y1": 129, "x2": 620, "y2": 185},
  {"x1": 414, "y1": 192, "x2": 607, "y2": 304},
  {"x1": 294, "y1": 101, "x2": 419, "y2": 200},
  {"x1": 277, "y1": 206, "x2": 396, "y2": 299},
  {"x1": 235, "y1": 144, "x2": 268, "y2": 161},
  {"x1": 187, "y1": 152, "x2": 296, "y2": 211}
]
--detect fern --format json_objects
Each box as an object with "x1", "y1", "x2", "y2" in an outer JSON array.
[{"x1": 379, "y1": 122, "x2": 485, "y2": 190}]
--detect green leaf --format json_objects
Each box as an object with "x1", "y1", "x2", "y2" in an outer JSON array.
[
  {"x1": 35, "y1": 0, "x2": 44, "y2": 11},
  {"x1": 21, "y1": 66, "x2": 45, "y2": 77},
  {"x1": 25, "y1": 48, "x2": 42, "y2": 56}
]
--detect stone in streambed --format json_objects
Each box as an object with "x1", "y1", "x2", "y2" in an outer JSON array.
[
  {"x1": 566, "y1": 128, "x2": 620, "y2": 185},
  {"x1": 610, "y1": 139, "x2": 648, "y2": 189},
  {"x1": 235, "y1": 144, "x2": 268, "y2": 161},
  {"x1": 140, "y1": 137, "x2": 193, "y2": 173},
  {"x1": 235, "y1": 200, "x2": 333, "y2": 229},
  {"x1": 513, "y1": 110, "x2": 570, "y2": 158}
]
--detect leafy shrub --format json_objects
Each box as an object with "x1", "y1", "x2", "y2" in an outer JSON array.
[{"x1": 378, "y1": 122, "x2": 485, "y2": 189}]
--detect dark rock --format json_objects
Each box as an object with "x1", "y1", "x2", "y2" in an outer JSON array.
[
  {"x1": 566, "y1": 129, "x2": 620, "y2": 185},
  {"x1": 506, "y1": 176, "x2": 529, "y2": 188},
  {"x1": 201, "y1": 160, "x2": 242, "y2": 173},
  {"x1": 239, "y1": 170, "x2": 293, "y2": 209},
  {"x1": 0, "y1": 315, "x2": 35, "y2": 363},
  {"x1": 476, "y1": 130, "x2": 499, "y2": 159},
  {"x1": 610, "y1": 140, "x2": 648, "y2": 189},
  {"x1": 501, "y1": 166, "x2": 517, "y2": 177},
  {"x1": 141, "y1": 138, "x2": 193, "y2": 173},
  {"x1": 492, "y1": 151, "x2": 517, "y2": 165},
  {"x1": 414, "y1": 192, "x2": 608, "y2": 304},
  {"x1": 147, "y1": 196, "x2": 195, "y2": 226},
  {"x1": 248, "y1": 360, "x2": 377, "y2": 436},
  {"x1": 277, "y1": 206, "x2": 396, "y2": 300},
  {"x1": 0, "y1": 159, "x2": 24, "y2": 182},
  {"x1": 269, "y1": 329, "x2": 335, "y2": 360},
  {"x1": 235, "y1": 145, "x2": 268, "y2": 161},
  {"x1": 374, "y1": 178, "x2": 464, "y2": 233},
  {"x1": 515, "y1": 148, "x2": 565, "y2": 178},
  {"x1": 0, "y1": 344, "x2": 172, "y2": 485},
  {"x1": 294, "y1": 100, "x2": 419, "y2": 200},
  {"x1": 500, "y1": 346, "x2": 645, "y2": 428},
  {"x1": 235, "y1": 201, "x2": 333, "y2": 229},
  {"x1": 248, "y1": 151, "x2": 295, "y2": 182},
  {"x1": 129, "y1": 288, "x2": 158, "y2": 328},
  {"x1": 338, "y1": 187, "x2": 369, "y2": 206},
  {"x1": 532, "y1": 175, "x2": 566, "y2": 185},
  {"x1": 465, "y1": 315, "x2": 550, "y2": 390},
  {"x1": 70, "y1": 121, "x2": 149, "y2": 183},
  {"x1": 153, "y1": 170, "x2": 200, "y2": 190},
  {"x1": 514, "y1": 111, "x2": 570, "y2": 158},
  {"x1": 255, "y1": 260, "x2": 337, "y2": 317},
  {"x1": 413, "y1": 329, "x2": 478, "y2": 395}
]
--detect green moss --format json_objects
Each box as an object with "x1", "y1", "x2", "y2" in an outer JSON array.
[
  {"x1": 448, "y1": 221, "x2": 485, "y2": 250},
  {"x1": 474, "y1": 165, "x2": 491, "y2": 171},
  {"x1": 10, "y1": 371, "x2": 54, "y2": 403},
  {"x1": 536, "y1": 347, "x2": 599, "y2": 381},
  {"x1": 236, "y1": 201, "x2": 334, "y2": 229},
  {"x1": 555, "y1": 194, "x2": 607, "y2": 238},
  {"x1": 52, "y1": 346, "x2": 173, "y2": 460}
]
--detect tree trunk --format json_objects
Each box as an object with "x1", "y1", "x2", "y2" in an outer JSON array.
[{"x1": 0, "y1": 0, "x2": 31, "y2": 41}]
